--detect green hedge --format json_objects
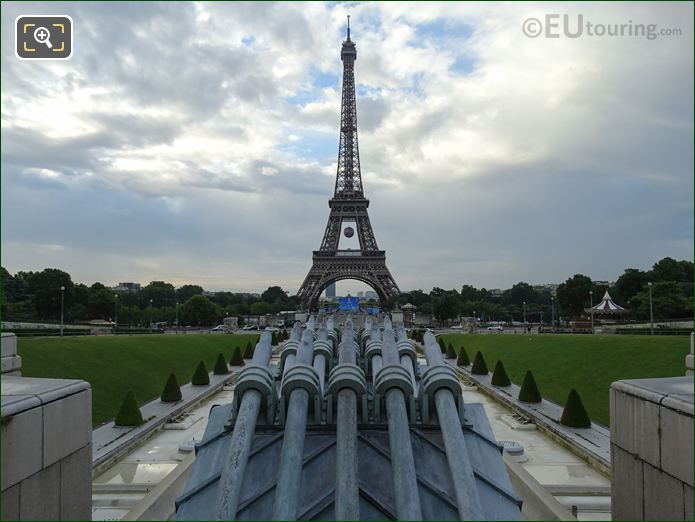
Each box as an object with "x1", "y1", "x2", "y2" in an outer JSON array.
[{"x1": 114, "y1": 390, "x2": 144, "y2": 426}]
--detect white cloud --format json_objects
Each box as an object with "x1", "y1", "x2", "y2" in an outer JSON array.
[{"x1": 1, "y1": 1, "x2": 692, "y2": 293}]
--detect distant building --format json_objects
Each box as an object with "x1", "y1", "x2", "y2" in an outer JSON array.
[
  {"x1": 203, "y1": 290, "x2": 215, "y2": 297},
  {"x1": 356, "y1": 291, "x2": 364, "y2": 298},
  {"x1": 114, "y1": 282, "x2": 141, "y2": 293},
  {"x1": 364, "y1": 290, "x2": 378, "y2": 300},
  {"x1": 489, "y1": 288, "x2": 503, "y2": 298},
  {"x1": 325, "y1": 282, "x2": 336, "y2": 298},
  {"x1": 532, "y1": 283, "x2": 559, "y2": 296}
]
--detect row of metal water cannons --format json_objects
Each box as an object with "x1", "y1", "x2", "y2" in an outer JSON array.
[{"x1": 207, "y1": 313, "x2": 488, "y2": 520}]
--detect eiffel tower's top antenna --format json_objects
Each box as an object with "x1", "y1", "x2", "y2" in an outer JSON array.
[{"x1": 347, "y1": 15, "x2": 351, "y2": 41}]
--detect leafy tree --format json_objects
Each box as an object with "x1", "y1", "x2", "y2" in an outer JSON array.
[
  {"x1": 261, "y1": 286, "x2": 287, "y2": 303},
  {"x1": 418, "y1": 302, "x2": 433, "y2": 314},
  {"x1": 191, "y1": 361, "x2": 210, "y2": 385},
  {"x1": 23, "y1": 268, "x2": 74, "y2": 319},
  {"x1": 114, "y1": 390, "x2": 144, "y2": 426},
  {"x1": 88, "y1": 283, "x2": 115, "y2": 320},
  {"x1": 213, "y1": 353, "x2": 229, "y2": 375},
  {"x1": 243, "y1": 341, "x2": 254, "y2": 358},
  {"x1": 518, "y1": 370, "x2": 542, "y2": 403},
  {"x1": 433, "y1": 293, "x2": 459, "y2": 324},
  {"x1": 459, "y1": 285, "x2": 480, "y2": 302},
  {"x1": 181, "y1": 295, "x2": 219, "y2": 326},
  {"x1": 491, "y1": 360, "x2": 511, "y2": 386},
  {"x1": 176, "y1": 285, "x2": 203, "y2": 303},
  {"x1": 613, "y1": 268, "x2": 647, "y2": 303},
  {"x1": 161, "y1": 373, "x2": 182, "y2": 402},
  {"x1": 4, "y1": 300, "x2": 38, "y2": 321},
  {"x1": 560, "y1": 388, "x2": 591, "y2": 428},
  {"x1": 471, "y1": 351, "x2": 489, "y2": 375},
  {"x1": 502, "y1": 282, "x2": 538, "y2": 306},
  {"x1": 2, "y1": 267, "x2": 29, "y2": 303},
  {"x1": 630, "y1": 281, "x2": 692, "y2": 320},
  {"x1": 250, "y1": 301, "x2": 271, "y2": 315},
  {"x1": 141, "y1": 281, "x2": 176, "y2": 308},
  {"x1": 556, "y1": 274, "x2": 593, "y2": 318},
  {"x1": 271, "y1": 332, "x2": 278, "y2": 345},
  {"x1": 650, "y1": 257, "x2": 693, "y2": 283}
]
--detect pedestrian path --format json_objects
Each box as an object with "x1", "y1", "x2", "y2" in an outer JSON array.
[{"x1": 92, "y1": 367, "x2": 242, "y2": 474}]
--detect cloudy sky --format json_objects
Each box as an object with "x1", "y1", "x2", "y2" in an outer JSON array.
[{"x1": 1, "y1": 1, "x2": 693, "y2": 294}]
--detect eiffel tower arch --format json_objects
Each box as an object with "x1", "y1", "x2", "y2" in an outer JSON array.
[{"x1": 297, "y1": 19, "x2": 400, "y2": 311}]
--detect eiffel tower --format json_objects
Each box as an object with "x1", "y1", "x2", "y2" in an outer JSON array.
[{"x1": 297, "y1": 19, "x2": 400, "y2": 311}]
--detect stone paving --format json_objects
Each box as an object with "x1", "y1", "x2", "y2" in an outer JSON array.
[
  {"x1": 445, "y1": 357, "x2": 611, "y2": 473},
  {"x1": 92, "y1": 366, "x2": 243, "y2": 474}
]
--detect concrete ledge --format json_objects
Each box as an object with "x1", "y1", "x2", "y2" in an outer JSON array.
[
  {"x1": 503, "y1": 452, "x2": 576, "y2": 521},
  {"x1": 92, "y1": 369, "x2": 241, "y2": 475},
  {"x1": 122, "y1": 452, "x2": 195, "y2": 521},
  {"x1": 449, "y1": 361, "x2": 611, "y2": 475}
]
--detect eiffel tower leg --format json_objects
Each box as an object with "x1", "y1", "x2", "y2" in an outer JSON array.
[{"x1": 297, "y1": 255, "x2": 400, "y2": 311}]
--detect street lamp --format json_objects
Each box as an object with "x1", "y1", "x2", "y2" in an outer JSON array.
[
  {"x1": 589, "y1": 290, "x2": 594, "y2": 334},
  {"x1": 60, "y1": 286, "x2": 65, "y2": 337},
  {"x1": 648, "y1": 282, "x2": 654, "y2": 335},
  {"x1": 175, "y1": 301, "x2": 179, "y2": 334},
  {"x1": 522, "y1": 301, "x2": 526, "y2": 325},
  {"x1": 114, "y1": 294, "x2": 118, "y2": 333},
  {"x1": 149, "y1": 299, "x2": 153, "y2": 332},
  {"x1": 551, "y1": 297, "x2": 555, "y2": 331}
]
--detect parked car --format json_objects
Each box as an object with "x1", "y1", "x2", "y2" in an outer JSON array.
[
  {"x1": 451, "y1": 325, "x2": 463, "y2": 330},
  {"x1": 487, "y1": 325, "x2": 504, "y2": 331},
  {"x1": 242, "y1": 324, "x2": 259, "y2": 331},
  {"x1": 265, "y1": 326, "x2": 279, "y2": 332},
  {"x1": 211, "y1": 325, "x2": 225, "y2": 332}
]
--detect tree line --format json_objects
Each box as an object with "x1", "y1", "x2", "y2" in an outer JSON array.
[
  {"x1": 1, "y1": 256, "x2": 691, "y2": 326},
  {"x1": 1, "y1": 268, "x2": 298, "y2": 327},
  {"x1": 385, "y1": 257, "x2": 692, "y2": 324}
]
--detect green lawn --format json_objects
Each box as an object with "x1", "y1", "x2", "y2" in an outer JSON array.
[
  {"x1": 17, "y1": 334, "x2": 260, "y2": 426},
  {"x1": 439, "y1": 333, "x2": 690, "y2": 426}
]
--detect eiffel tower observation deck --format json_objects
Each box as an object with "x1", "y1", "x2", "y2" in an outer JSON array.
[{"x1": 297, "y1": 18, "x2": 400, "y2": 311}]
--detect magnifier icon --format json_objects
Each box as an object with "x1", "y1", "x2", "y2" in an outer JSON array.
[{"x1": 33, "y1": 26, "x2": 53, "y2": 49}]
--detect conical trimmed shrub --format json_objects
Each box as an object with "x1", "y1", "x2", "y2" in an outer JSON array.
[
  {"x1": 560, "y1": 388, "x2": 591, "y2": 428},
  {"x1": 115, "y1": 390, "x2": 144, "y2": 426},
  {"x1": 229, "y1": 346, "x2": 245, "y2": 366},
  {"x1": 446, "y1": 343, "x2": 456, "y2": 359},
  {"x1": 271, "y1": 332, "x2": 278, "y2": 345},
  {"x1": 161, "y1": 373, "x2": 182, "y2": 402},
  {"x1": 213, "y1": 353, "x2": 229, "y2": 375},
  {"x1": 456, "y1": 345, "x2": 471, "y2": 366},
  {"x1": 437, "y1": 336, "x2": 446, "y2": 353},
  {"x1": 243, "y1": 341, "x2": 254, "y2": 358},
  {"x1": 518, "y1": 370, "x2": 542, "y2": 403},
  {"x1": 191, "y1": 361, "x2": 210, "y2": 385},
  {"x1": 471, "y1": 351, "x2": 489, "y2": 375},
  {"x1": 491, "y1": 360, "x2": 511, "y2": 386}
]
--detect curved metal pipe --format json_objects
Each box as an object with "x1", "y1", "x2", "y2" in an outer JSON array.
[
  {"x1": 214, "y1": 332, "x2": 273, "y2": 520},
  {"x1": 381, "y1": 326, "x2": 422, "y2": 520},
  {"x1": 335, "y1": 317, "x2": 359, "y2": 520},
  {"x1": 272, "y1": 329, "x2": 315, "y2": 520},
  {"x1": 423, "y1": 332, "x2": 483, "y2": 519}
]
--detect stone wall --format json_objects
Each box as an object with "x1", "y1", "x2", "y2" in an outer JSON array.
[
  {"x1": 1, "y1": 332, "x2": 22, "y2": 376},
  {"x1": 1, "y1": 333, "x2": 92, "y2": 520},
  {"x1": 610, "y1": 376, "x2": 693, "y2": 520}
]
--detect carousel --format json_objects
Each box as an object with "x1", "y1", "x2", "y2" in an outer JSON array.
[{"x1": 585, "y1": 290, "x2": 627, "y2": 331}]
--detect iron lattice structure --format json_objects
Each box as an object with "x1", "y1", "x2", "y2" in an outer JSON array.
[{"x1": 297, "y1": 23, "x2": 400, "y2": 310}]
